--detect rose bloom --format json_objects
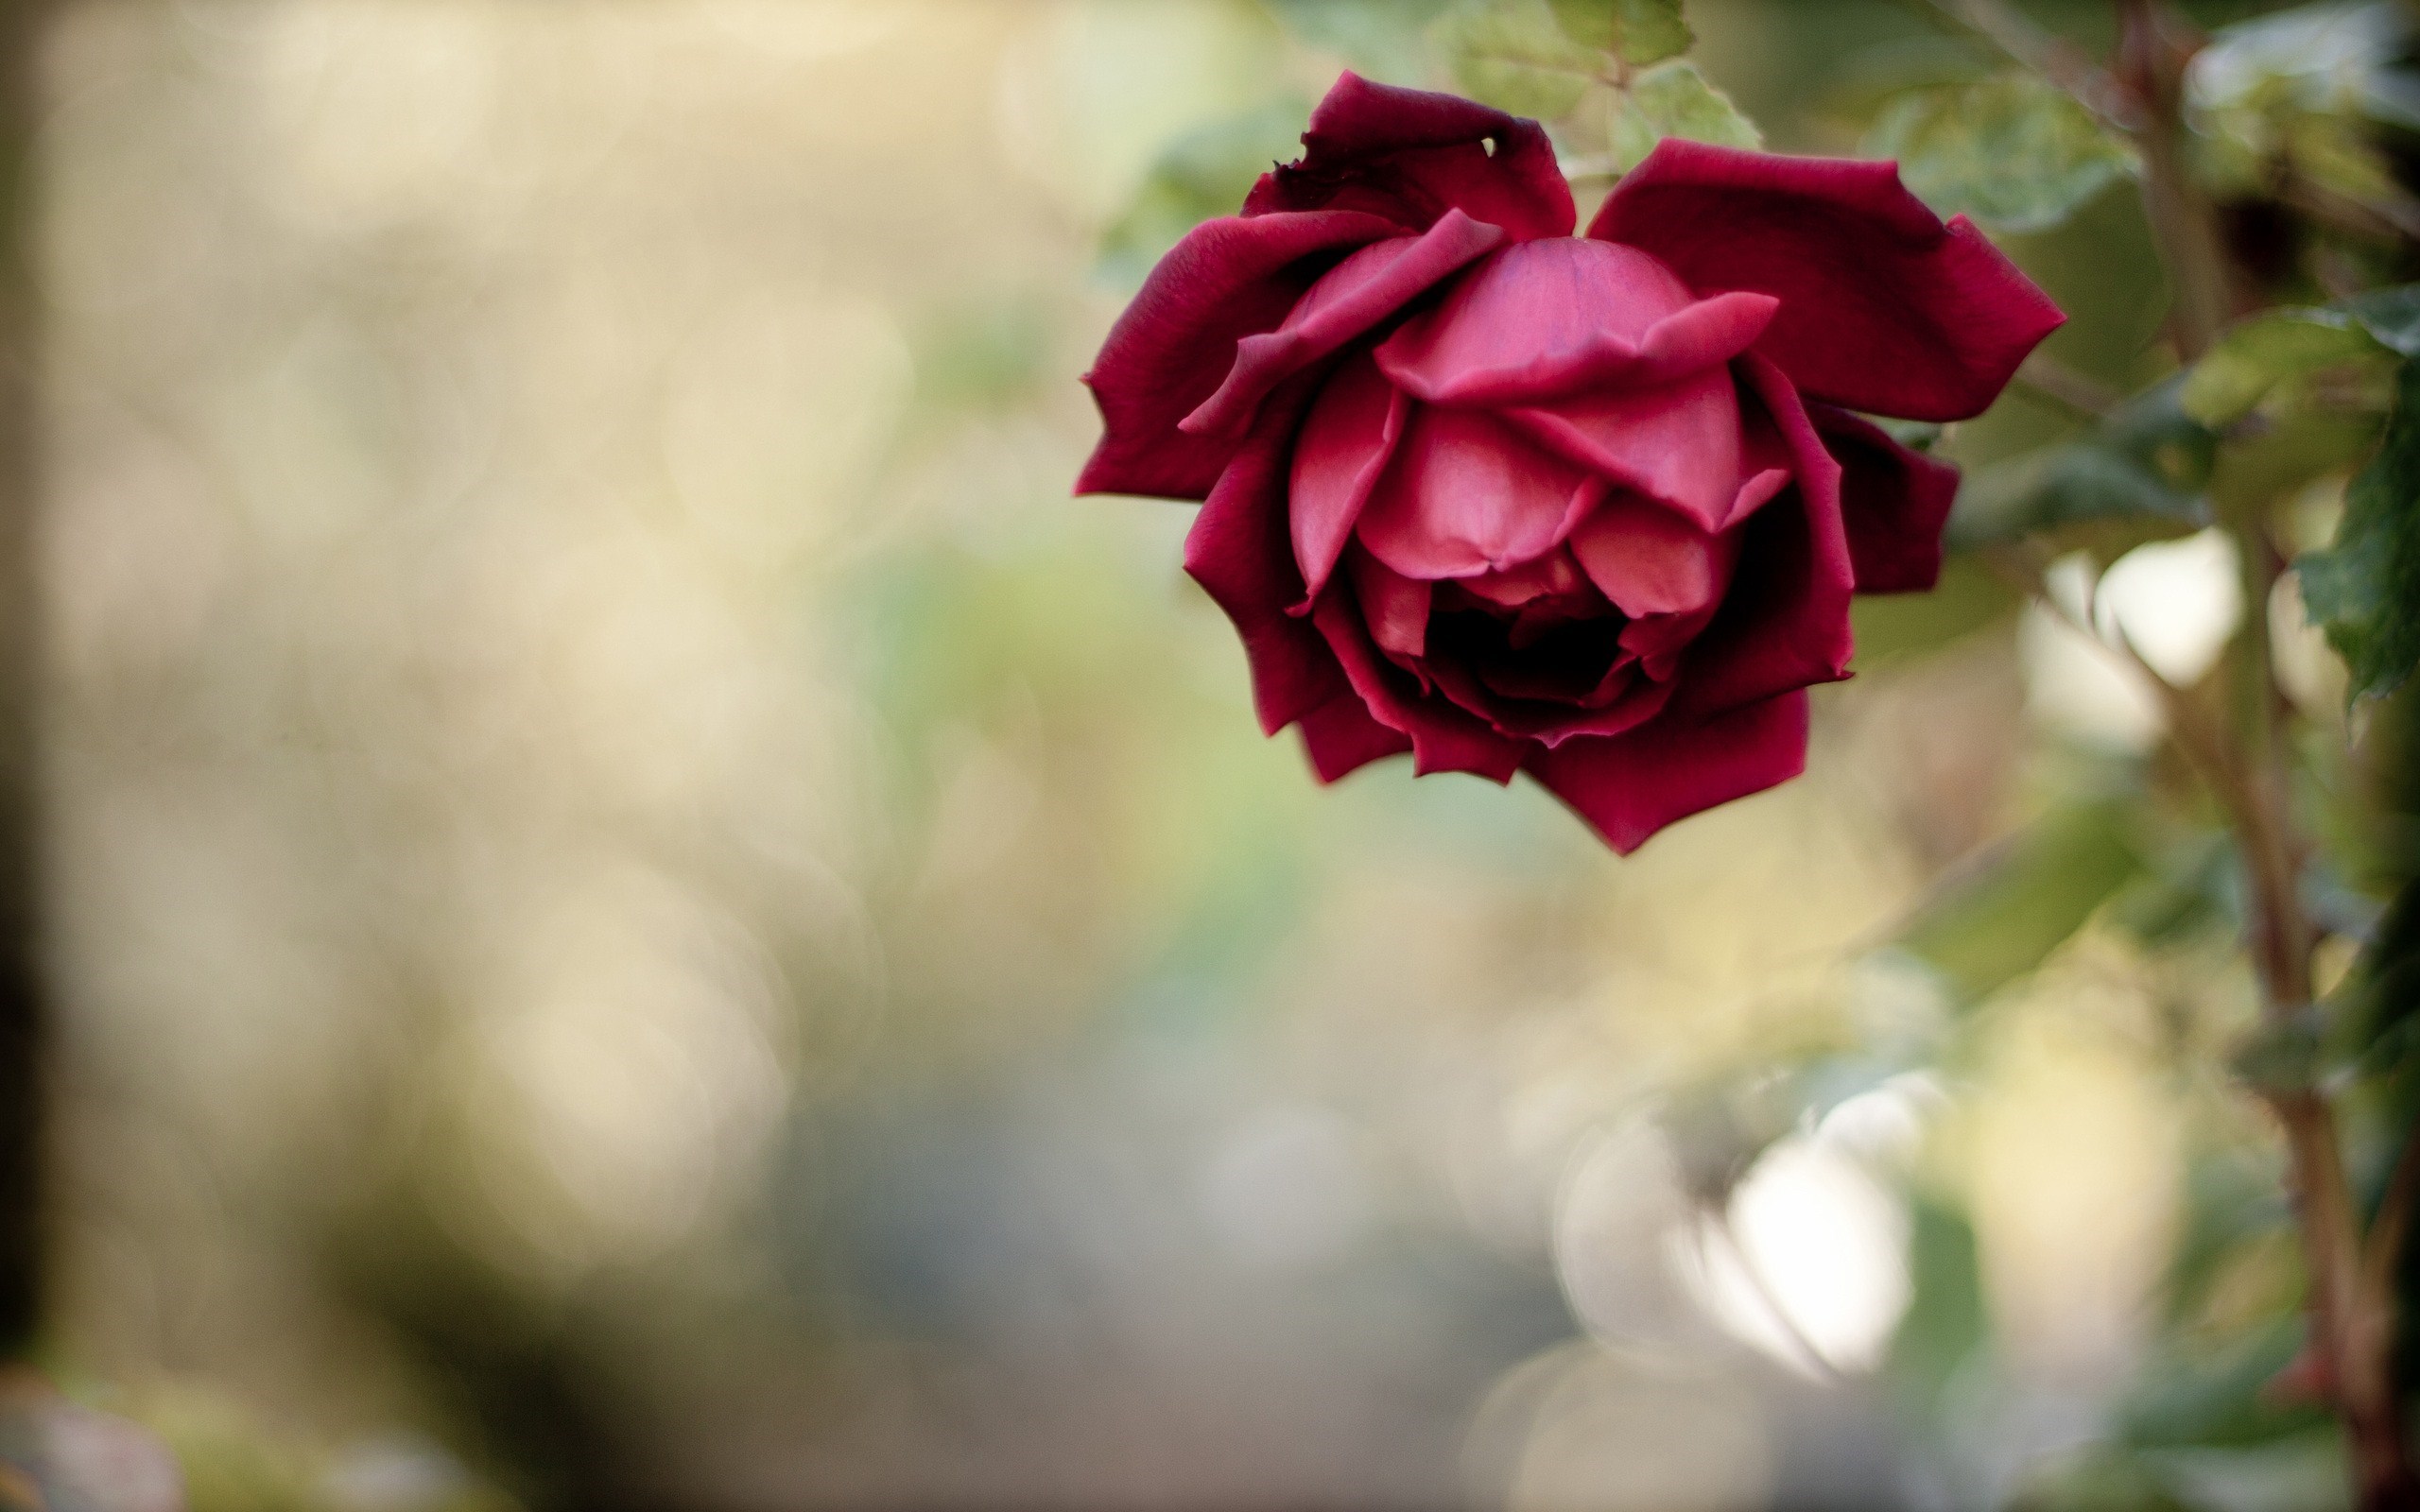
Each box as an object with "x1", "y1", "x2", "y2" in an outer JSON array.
[{"x1": 1078, "y1": 75, "x2": 2062, "y2": 852}]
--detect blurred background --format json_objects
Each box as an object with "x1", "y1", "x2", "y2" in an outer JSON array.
[{"x1": 9, "y1": 0, "x2": 2416, "y2": 1508}]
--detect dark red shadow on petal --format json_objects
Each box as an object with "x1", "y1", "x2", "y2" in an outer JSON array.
[
  {"x1": 1183, "y1": 211, "x2": 1502, "y2": 441},
  {"x1": 1243, "y1": 72, "x2": 1576, "y2": 243},
  {"x1": 1667, "y1": 356, "x2": 1854, "y2": 717},
  {"x1": 1312, "y1": 594, "x2": 1525, "y2": 782},
  {"x1": 1183, "y1": 373, "x2": 1350, "y2": 734},
  {"x1": 1079, "y1": 209, "x2": 1399, "y2": 501},
  {"x1": 1526, "y1": 689, "x2": 1812, "y2": 854},
  {"x1": 1807, "y1": 404, "x2": 1962, "y2": 594}
]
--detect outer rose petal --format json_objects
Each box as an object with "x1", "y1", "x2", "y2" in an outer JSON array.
[
  {"x1": 1288, "y1": 352, "x2": 1409, "y2": 602},
  {"x1": 1374, "y1": 240, "x2": 1776, "y2": 405},
  {"x1": 1184, "y1": 211, "x2": 1502, "y2": 441},
  {"x1": 1313, "y1": 596, "x2": 1525, "y2": 782},
  {"x1": 1668, "y1": 355, "x2": 1854, "y2": 716},
  {"x1": 1525, "y1": 690, "x2": 1811, "y2": 853},
  {"x1": 1078, "y1": 208, "x2": 1400, "y2": 500},
  {"x1": 1298, "y1": 693, "x2": 1412, "y2": 782},
  {"x1": 1588, "y1": 139, "x2": 2065, "y2": 423},
  {"x1": 1807, "y1": 404, "x2": 1962, "y2": 594},
  {"x1": 1182, "y1": 374, "x2": 1348, "y2": 734},
  {"x1": 1243, "y1": 72, "x2": 1575, "y2": 242}
]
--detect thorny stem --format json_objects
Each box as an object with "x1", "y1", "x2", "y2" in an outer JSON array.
[
  {"x1": 2086, "y1": 5, "x2": 2411, "y2": 1496},
  {"x1": 1993, "y1": 530, "x2": 2414, "y2": 1504}
]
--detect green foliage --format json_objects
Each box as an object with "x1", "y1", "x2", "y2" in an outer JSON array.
[
  {"x1": 1426, "y1": 0, "x2": 1749, "y2": 165},
  {"x1": 1949, "y1": 377, "x2": 2217, "y2": 547},
  {"x1": 1848, "y1": 553, "x2": 2018, "y2": 667},
  {"x1": 2193, "y1": 1, "x2": 2420, "y2": 230},
  {"x1": 2298, "y1": 360, "x2": 2420, "y2": 704},
  {"x1": 2183, "y1": 308, "x2": 2390, "y2": 429},
  {"x1": 1606, "y1": 60, "x2": 1760, "y2": 170},
  {"x1": 1545, "y1": 0, "x2": 1689, "y2": 66},
  {"x1": 1887, "y1": 1196, "x2": 1990, "y2": 1398},
  {"x1": 1262, "y1": 0, "x2": 1452, "y2": 82},
  {"x1": 1895, "y1": 797, "x2": 2146, "y2": 1005},
  {"x1": 1431, "y1": 0, "x2": 1604, "y2": 117},
  {"x1": 1865, "y1": 74, "x2": 2135, "y2": 236}
]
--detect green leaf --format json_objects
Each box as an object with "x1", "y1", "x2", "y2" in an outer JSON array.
[
  {"x1": 2339, "y1": 284, "x2": 2420, "y2": 357},
  {"x1": 1894, "y1": 796, "x2": 2146, "y2": 1005},
  {"x1": 1430, "y1": 0, "x2": 1602, "y2": 118},
  {"x1": 2297, "y1": 359, "x2": 2420, "y2": 704},
  {"x1": 1547, "y1": 0, "x2": 1689, "y2": 66},
  {"x1": 1887, "y1": 1197, "x2": 1990, "y2": 1405},
  {"x1": 1949, "y1": 375, "x2": 2217, "y2": 546},
  {"x1": 1607, "y1": 60, "x2": 1759, "y2": 172},
  {"x1": 1262, "y1": 0, "x2": 1451, "y2": 83},
  {"x1": 1864, "y1": 74, "x2": 2135, "y2": 235},
  {"x1": 2182, "y1": 308, "x2": 2387, "y2": 428}
]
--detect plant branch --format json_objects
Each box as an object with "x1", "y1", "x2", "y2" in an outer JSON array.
[
  {"x1": 2016, "y1": 351, "x2": 2121, "y2": 420},
  {"x1": 1911, "y1": 0, "x2": 2137, "y2": 131},
  {"x1": 2116, "y1": 0, "x2": 2232, "y2": 359}
]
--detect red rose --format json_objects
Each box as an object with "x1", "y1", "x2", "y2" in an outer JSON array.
[{"x1": 1078, "y1": 74, "x2": 2063, "y2": 852}]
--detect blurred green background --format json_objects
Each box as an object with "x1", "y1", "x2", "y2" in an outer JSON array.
[{"x1": 18, "y1": 1, "x2": 2420, "y2": 1509}]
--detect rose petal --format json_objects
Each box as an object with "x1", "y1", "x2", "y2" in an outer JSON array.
[
  {"x1": 1078, "y1": 208, "x2": 1402, "y2": 500},
  {"x1": 1374, "y1": 239, "x2": 1776, "y2": 406},
  {"x1": 1182, "y1": 374, "x2": 1349, "y2": 734},
  {"x1": 1588, "y1": 139, "x2": 2065, "y2": 423},
  {"x1": 1313, "y1": 595, "x2": 1525, "y2": 782},
  {"x1": 1807, "y1": 404, "x2": 1963, "y2": 593},
  {"x1": 1243, "y1": 72, "x2": 1575, "y2": 243},
  {"x1": 1345, "y1": 547, "x2": 1432, "y2": 663},
  {"x1": 1355, "y1": 407, "x2": 1600, "y2": 579},
  {"x1": 1288, "y1": 352, "x2": 1410, "y2": 602},
  {"x1": 1497, "y1": 367, "x2": 1741, "y2": 530},
  {"x1": 1298, "y1": 693, "x2": 1412, "y2": 782},
  {"x1": 1567, "y1": 489, "x2": 1745, "y2": 619},
  {"x1": 1457, "y1": 550, "x2": 1588, "y2": 610},
  {"x1": 1184, "y1": 211, "x2": 1502, "y2": 441},
  {"x1": 1525, "y1": 690, "x2": 1812, "y2": 853},
  {"x1": 1666, "y1": 355, "x2": 1855, "y2": 716}
]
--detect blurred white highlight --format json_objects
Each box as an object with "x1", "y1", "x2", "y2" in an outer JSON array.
[
  {"x1": 1674, "y1": 1132, "x2": 1913, "y2": 1378},
  {"x1": 2020, "y1": 532, "x2": 2242, "y2": 748}
]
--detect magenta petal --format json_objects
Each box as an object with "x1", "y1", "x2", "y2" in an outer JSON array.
[
  {"x1": 1079, "y1": 209, "x2": 1402, "y2": 500},
  {"x1": 1588, "y1": 139, "x2": 2065, "y2": 422},
  {"x1": 1355, "y1": 407, "x2": 1599, "y2": 579},
  {"x1": 1807, "y1": 404, "x2": 1962, "y2": 594},
  {"x1": 1345, "y1": 548, "x2": 1432, "y2": 662},
  {"x1": 1375, "y1": 240, "x2": 1777, "y2": 406},
  {"x1": 1184, "y1": 212, "x2": 1502, "y2": 440},
  {"x1": 1243, "y1": 72, "x2": 1575, "y2": 243},
  {"x1": 1312, "y1": 596, "x2": 1525, "y2": 782},
  {"x1": 1182, "y1": 375, "x2": 1350, "y2": 734},
  {"x1": 1498, "y1": 367, "x2": 1741, "y2": 530},
  {"x1": 1567, "y1": 490, "x2": 1742, "y2": 619},
  {"x1": 1289, "y1": 353, "x2": 1409, "y2": 602},
  {"x1": 1526, "y1": 690, "x2": 1812, "y2": 853},
  {"x1": 1298, "y1": 693, "x2": 1413, "y2": 782},
  {"x1": 1668, "y1": 356, "x2": 1854, "y2": 716}
]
